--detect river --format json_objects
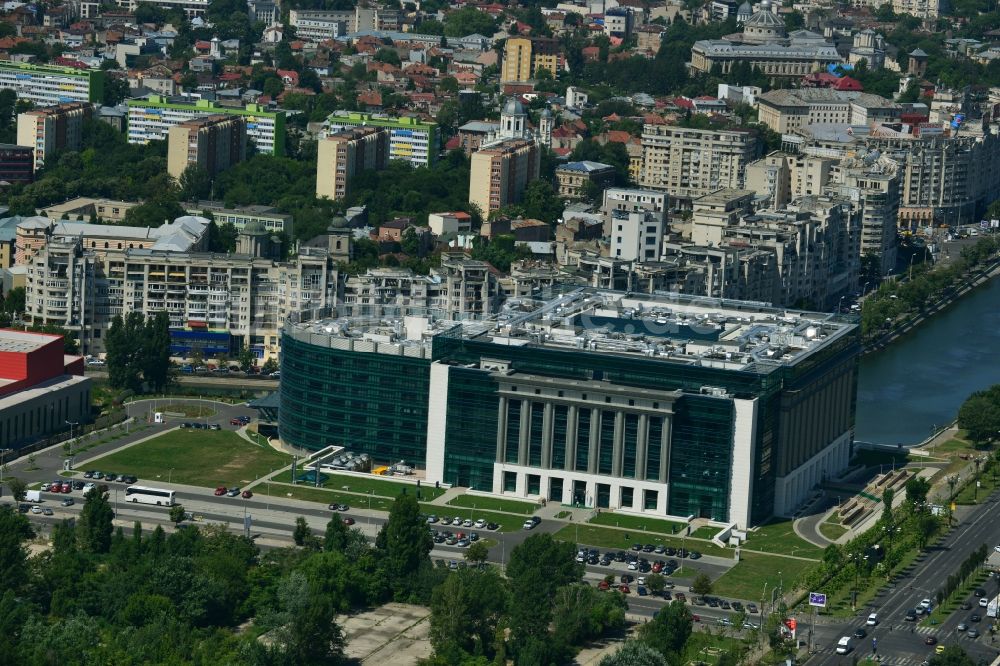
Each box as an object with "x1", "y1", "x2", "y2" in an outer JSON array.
[{"x1": 854, "y1": 276, "x2": 1000, "y2": 446}]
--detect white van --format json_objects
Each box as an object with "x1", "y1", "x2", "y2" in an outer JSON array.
[{"x1": 836, "y1": 636, "x2": 853, "y2": 654}]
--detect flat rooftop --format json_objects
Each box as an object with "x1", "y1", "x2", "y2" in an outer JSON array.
[
  {"x1": 0, "y1": 329, "x2": 59, "y2": 353},
  {"x1": 287, "y1": 289, "x2": 857, "y2": 374}
]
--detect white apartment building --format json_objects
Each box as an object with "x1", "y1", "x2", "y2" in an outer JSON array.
[
  {"x1": 640, "y1": 125, "x2": 761, "y2": 206},
  {"x1": 24, "y1": 222, "x2": 341, "y2": 360},
  {"x1": 601, "y1": 188, "x2": 669, "y2": 262},
  {"x1": 115, "y1": 0, "x2": 209, "y2": 18}
]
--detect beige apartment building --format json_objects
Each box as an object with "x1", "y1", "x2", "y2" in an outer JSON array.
[
  {"x1": 469, "y1": 139, "x2": 540, "y2": 215},
  {"x1": 501, "y1": 37, "x2": 563, "y2": 83},
  {"x1": 16, "y1": 102, "x2": 93, "y2": 171},
  {"x1": 315, "y1": 126, "x2": 389, "y2": 201},
  {"x1": 639, "y1": 125, "x2": 761, "y2": 206},
  {"x1": 756, "y1": 89, "x2": 900, "y2": 134},
  {"x1": 167, "y1": 114, "x2": 247, "y2": 180}
]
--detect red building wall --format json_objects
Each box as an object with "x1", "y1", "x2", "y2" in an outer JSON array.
[{"x1": 0, "y1": 331, "x2": 75, "y2": 397}]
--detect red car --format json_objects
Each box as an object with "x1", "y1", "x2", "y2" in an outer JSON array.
[
  {"x1": 619, "y1": 585, "x2": 631, "y2": 594},
  {"x1": 214, "y1": 486, "x2": 227, "y2": 496},
  {"x1": 598, "y1": 581, "x2": 610, "y2": 591},
  {"x1": 241, "y1": 490, "x2": 253, "y2": 499},
  {"x1": 343, "y1": 517, "x2": 355, "y2": 525},
  {"x1": 230, "y1": 418, "x2": 242, "y2": 426},
  {"x1": 60, "y1": 483, "x2": 72, "y2": 493}
]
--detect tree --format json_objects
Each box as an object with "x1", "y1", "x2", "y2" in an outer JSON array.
[
  {"x1": 691, "y1": 572, "x2": 712, "y2": 595},
  {"x1": 552, "y1": 583, "x2": 627, "y2": 647},
  {"x1": 237, "y1": 345, "x2": 256, "y2": 373},
  {"x1": 429, "y1": 567, "x2": 508, "y2": 662},
  {"x1": 178, "y1": 164, "x2": 212, "y2": 201},
  {"x1": 373, "y1": 48, "x2": 401, "y2": 67},
  {"x1": 465, "y1": 540, "x2": 489, "y2": 567},
  {"x1": 293, "y1": 516, "x2": 313, "y2": 547},
  {"x1": 169, "y1": 504, "x2": 186, "y2": 527},
  {"x1": 599, "y1": 641, "x2": 669, "y2": 666},
  {"x1": 646, "y1": 573, "x2": 665, "y2": 594},
  {"x1": 323, "y1": 514, "x2": 351, "y2": 551},
  {"x1": 78, "y1": 488, "x2": 114, "y2": 554},
  {"x1": 929, "y1": 645, "x2": 977, "y2": 666},
  {"x1": 443, "y1": 6, "x2": 497, "y2": 37},
  {"x1": 375, "y1": 492, "x2": 433, "y2": 599},
  {"x1": 0, "y1": 505, "x2": 34, "y2": 593},
  {"x1": 207, "y1": 219, "x2": 238, "y2": 252},
  {"x1": 637, "y1": 600, "x2": 692, "y2": 659},
  {"x1": 142, "y1": 311, "x2": 172, "y2": 392},
  {"x1": 958, "y1": 392, "x2": 1000, "y2": 443},
  {"x1": 506, "y1": 533, "x2": 583, "y2": 653},
  {"x1": 6, "y1": 476, "x2": 26, "y2": 502},
  {"x1": 882, "y1": 487, "x2": 895, "y2": 523},
  {"x1": 261, "y1": 357, "x2": 279, "y2": 374},
  {"x1": 905, "y1": 476, "x2": 931, "y2": 509}
]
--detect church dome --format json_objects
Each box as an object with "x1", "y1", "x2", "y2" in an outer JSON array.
[
  {"x1": 744, "y1": 0, "x2": 784, "y2": 28},
  {"x1": 328, "y1": 215, "x2": 350, "y2": 230},
  {"x1": 502, "y1": 97, "x2": 526, "y2": 117}
]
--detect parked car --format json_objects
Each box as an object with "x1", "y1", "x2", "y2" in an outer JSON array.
[
  {"x1": 31, "y1": 506, "x2": 42, "y2": 514},
  {"x1": 230, "y1": 418, "x2": 243, "y2": 426},
  {"x1": 214, "y1": 486, "x2": 227, "y2": 496},
  {"x1": 486, "y1": 522, "x2": 499, "y2": 530},
  {"x1": 83, "y1": 471, "x2": 94, "y2": 479},
  {"x1": 242, "y1": 490, "x2": 253, "y2": 499},
  {"x1": 226, "y1": 487, "x2": 241, "y2": 497},
  {"x1": 61, "y1": 498, "x2": 75, "y2": 507},
  {"x1": 343, "y1": 517, "x2": 355, "y2": 526},
  {"x1": 209, "y1": 424, "x2": 221, "y2": 430}
]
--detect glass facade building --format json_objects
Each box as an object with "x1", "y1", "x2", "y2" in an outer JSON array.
[{"x1": 279, "y1": 290, "x2": 859, "y2": 528}]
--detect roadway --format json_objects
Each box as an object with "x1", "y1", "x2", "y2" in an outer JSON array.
[
  {"x1": 807, "y1": 491, "x2": 1000, "y2": 666},
  {"x1": 83, "y1": 368, "x2": 278, "y2": 390}
]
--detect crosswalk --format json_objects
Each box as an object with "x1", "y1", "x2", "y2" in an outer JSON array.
[{"x1": 813, "y1": 648, "x2": 926, "y2": 666}]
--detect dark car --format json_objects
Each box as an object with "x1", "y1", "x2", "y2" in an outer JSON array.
[
  {"x1": 486, "y1": 522, "x2": 499, "y2": 530},
  {"x1": 18, "y1": 503, "x2": 29, "y2": 513},
  {"x1": 631, "y1": 543, "x2": 643, "y2": 551},
  {"x1": 104, "y1": 473, "x2": 117, "y2": 482},
  {"x1": 677, "y1": 549, "x2": 689, "y2": 558},
  {"x1": 665, "y1": 547, "x2": 677, "y2": 556},
  {"x1": 662, "y1": 591, "x2": 673, "y2": 600},
  {"x1": 975, "y1": 588, "x2": 986, "y2": 597},
  {"x1": 961, "y1": 601, "x2": 973, "y2": 610},
  {"x1": 643, "y1": 544, "x2": 655, "y2": 553},
  {"x1": 343, "y1": 517, "x2": 355, "y2": 526},
  {"x1": 747, "y1": 603, "x2": 758, "y2": 613},
  {"x1": 924, "y1": 636, "x2": 937, "y2": 645},
  {"x1": 637, "y1": 586, "x2": 648, "y2": 596},
  {"x1": 905, "y1": 609, "x2": 918, "y2": 621},
  {"x1": 242, "y1": 490, "x2": 253, "y2": 499},
  {"x1": 71, "y1": 481, "x2": 84, "y2": 490},
  {"x1": 620, "y1": 574, "x2": 634, "y2": 584},
  {"x1": 854, "y1": 627, "x2": 867, "y2": 639},
  {"x1": 731, "y1": 602, "x2": 743, "y2": 612},
  {"x1": 230, "y1": 418, "x2": 242, "y2": 426},
  {"x1": 209, "y1": 424, "x2": 221, "y2": 430},
  {"x1": 83, "y1": 471, "x2": 94, "y2": 479},
  {"x1": 970, "y1": 614, "x2": 981, "y2": 623},
  {"x1": 689, "y1": 551, "x2": 702, "y2": 560}
]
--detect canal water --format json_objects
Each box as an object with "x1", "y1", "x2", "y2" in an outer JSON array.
[{"x1": 854, "y1": 277, "x2": 1000, "y2": 446}]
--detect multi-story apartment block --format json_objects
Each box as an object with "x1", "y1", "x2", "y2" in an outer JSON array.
[
  {"x1": 167, "y1": 114, "x2": 247, "y2": 180},
  {"x1": 757, "y1": 89, "x2": 900, "y2": 134},
  {"x1": 315, "y1": 126, "x2": 389, "y2": 200},
  {"x1": 0, "y1": 144, "x2": 34, "y2": 184},
  {"x1": 127, "y1": 95, "x2": 285, "y2": 156},
  {"x1": 17, "y1": 102, "x2": 94, "y2": 171},
  {"x1": 247, "y1": 0, "x2": 278, "y2": 24},
  {"x1": 827, "y1": 157, "x2": 901, "y2": 276},
  {"x1": 186, "y1": 202, "x2": 293, "y2": 237},
  {"x1": 0, "y1": 62, "x2": 104, "y2": 108},
  {"x1": 640, "y1": 125, "x2": 761, "y2": 206},
  {"x1": 24, "y1": 219, "x2": 343, "y2": 360},
  {"x1": 600, "y1": 188, "x2": 669, "y2": 263},
  {"x1": 115, "y1": 0, "x2": 209, "y2": 18},
  {"x1": 501, "y1": 37, "x2": 564, "y2": 83},
  {"x1": 288, "y1": 9, "x2": 353, "y2": 40},
  {"x1": 469, "y1": 139, "x2": 541, "y2": 215},
  {"x1": 323, "y1": 112, "x2": 438, "y2": 167},
  {"x1": 339, "y1": 256, "x2": 501, "y2": 320}
]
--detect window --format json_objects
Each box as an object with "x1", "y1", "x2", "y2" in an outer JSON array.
[
  {"x1": 620, "y1": 486, "x2": 634, "y2": 508},
  {"x1": 504, "y1": 471, "x2": 517, "y2": 492}
]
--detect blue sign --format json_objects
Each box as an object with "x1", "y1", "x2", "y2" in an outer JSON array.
[{"x1": 808, "y1": 592, "x2": 827, "y2": 607}]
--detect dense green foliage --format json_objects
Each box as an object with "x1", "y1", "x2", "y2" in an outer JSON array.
[
  {"x1": 958, "y1": 385, "x2": 1000, "y2": 443},
  {"x1": 105, "y1": 312, "x2": 172, "y2": 393},
  {"x1": 860, "y1": 236, "x2": 1000, "y2": 339}
]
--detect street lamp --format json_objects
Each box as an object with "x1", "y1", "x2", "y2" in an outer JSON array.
[
  {"x1": 168, "y1": 468, "x2": 174, "y2": 484},
  {"x1": 65, "y1": 420, "x2": 79, "y2": 454},
  {"x1": 0, "y1": 447, "x2": 11, "y2": 486}
]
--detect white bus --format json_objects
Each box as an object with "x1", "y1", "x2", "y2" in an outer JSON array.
[{"x1": 125, "y1": 485, "x2": 176, "y2": 506}]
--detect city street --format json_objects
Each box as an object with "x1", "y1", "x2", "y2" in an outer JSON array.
[{"x1": 806, "y1": 491, "x2": 1000, "y2": 666}]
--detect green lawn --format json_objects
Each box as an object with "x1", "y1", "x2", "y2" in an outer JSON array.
[
  {"x1": 691, "y1": 526, "x2": 719, "y2": 539},
  {"x1": 271, "y1": 470, "x2": 446, "y2": 500},
  {"x1": 269, "y1": 482, "x2": 398, "y2": 512},
  {"x1": 589, "y1": 511, "x2": 686, "y2": 534},
  {"x1": 819, "y1": 522, "x2": 849, "y2": 541},
  {"x1": 954, "y1": 471, "x2": 1000, "y2": 505},
  {"x1": 711, "y1": 553, "x2": 815, "y2": 601},
  {"x1": 683, "y1": 632, "x2": 747, "y2": 665},
  {"x1": 744, "y1": 519, "x2": 823, "y2": 560},
  {"x1": 86, "y1": 429, "x2": 290, "y2": 488},
  {"x1": 552, "y1": 524, "x2": 730, "y2": 557},
  {"x1": 446, "y1": 494, "x2": 539, "y2": 515},
  {"x1": 159, "y1": 403, "x2": 215, "y2": 418}
]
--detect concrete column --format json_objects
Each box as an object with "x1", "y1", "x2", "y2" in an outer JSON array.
[
  {"x1": 587, "y1": 409, "x2": 599, "y2": 474},
  {"x1": 611, "y1": 411, "x2": 624, "y2": 477},
  {"x1": 565, "y1": 405, "x2": 578, "y2": 472},
  {"x1": 496, "y1": 396, "x2": 508, "y2": 462},
  {"x1": 517, "y1": 401, "x2": 530, "y2": 467},
  {"x1": 541, "y1": 403, "x2": 553, "y2": 469},
  {"x1": 659, "y1": 415, "x2": 672, "y2": 482},
  {"x1": 636, "y1": 413, "x2": 649, "y2": 480}
]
